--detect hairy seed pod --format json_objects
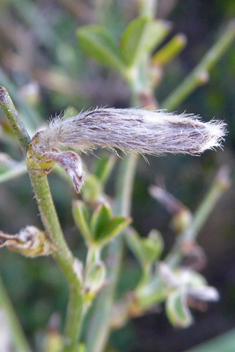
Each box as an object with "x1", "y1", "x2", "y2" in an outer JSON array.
[{"x1": 29, "y1": 108, "x2": 226, "y2": 192}]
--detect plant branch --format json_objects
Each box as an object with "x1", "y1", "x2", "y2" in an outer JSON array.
[
  {"x1": 85, "y1": 154, "x2": 138, "y2": 352},
  {"x1": 161, "y1": 20, "x2": 235, "y2": 111},
  {"x1": 0, "y1": 69, "x2": 41, "y2": 131},
  {"x1": 137, "y1": 166, "x2": 230, "y2": 308},
  {"x1": 0, "y1": 86, "x2": 83, "y2": 352},
  {"x1": 165, "y1": 166, "x2": 230, "y2": 268},
  {"x1": 0, "y1": 87, "x2": 31, "y2": 156}
]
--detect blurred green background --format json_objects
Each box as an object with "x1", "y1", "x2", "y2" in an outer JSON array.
[{"x1": 0, "y1": 0, "x2": 235, "y2": 351}]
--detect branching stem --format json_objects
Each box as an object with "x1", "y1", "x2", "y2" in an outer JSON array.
[{"x1": 0, "y1": 86, "x2": 83, "y2": 352}]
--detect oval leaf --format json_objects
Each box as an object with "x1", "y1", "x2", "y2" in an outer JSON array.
[
  {"x1": 120, "y1": 16, "x2": 150, "y2": 66},
  {"x1": 90, "y1": 203, "x2": 112, "y2": 241},
  {"x1": 141, "y1": 230, "x2": 164, "y2": 266},
  {"x1": 96, "y1": 216, "x2": 132, "y2": 246},
  {"x1": 77, "y1": 25, "x2": 126, "y2": 74},
  {"x1": 93, "y1": 154, "x2": 116, "y2": 183},
  {"x1": 120, "y1": 17, "x2": 171, "y2": 67},
  {"x1": 126, "y1": 229, "x2": 163, "y2": 267},
  {"x1": 125, "y1": 228, "x2": 143, "y2": 264},
  {"x1": 72, "y1": 200, "x2": 93, "y2": 243}
]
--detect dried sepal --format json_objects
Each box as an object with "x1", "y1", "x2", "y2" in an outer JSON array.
[
  {"x1": 0, "y1": 226, "x2": 57, "y2": 257},
  {"x1": 27, "y1": 132, "x2": 84, "y2": 193},
  {"x1": 43, "y1": 150, "x2": 84, "y2": 193}
]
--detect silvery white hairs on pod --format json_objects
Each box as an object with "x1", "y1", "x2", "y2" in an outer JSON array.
[{"x1": 30, "y1": 108, "x2": 226, "y2": 192}]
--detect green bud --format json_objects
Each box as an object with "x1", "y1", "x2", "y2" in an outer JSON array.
[
  {"x1": 81, "y1": 175, "x2": 102, "y2": 204},
  {"x1": 171, "y1": 208, "x2": 192, "y2": 234},
  {"x1": 85, "y1": 261, "x2": 106, "y2": 299}
]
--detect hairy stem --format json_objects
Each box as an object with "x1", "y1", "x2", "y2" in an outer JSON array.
[
  {"x1": 0, "y1": 87, "x2": 31, "y2": 156},
  {"x1": 0, "y1": 70, "x2": 41, "y2": 131},
  {"x1": 161, "y1": 20, "x2": 235, "y2": 111},
  {"x1": 0, "y1": 86, "x2": 83, "y2": 352},
  {"x1": 29, "y1": 175, "x2": 84, "y2": 352}
]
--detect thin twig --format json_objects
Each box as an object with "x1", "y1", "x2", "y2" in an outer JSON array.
[
  {"x1": 137, "y1": 166, "x2": 230, "y2": 308},
  {"x1": 166, "y1": 166, "x2": 230, "y2": 268},
  {"x1": 161, "y1": 20, "x2": 235, "y2": 111},
  {"x1": 0, "y1": 87, "x2": 31, "y2": 156}
]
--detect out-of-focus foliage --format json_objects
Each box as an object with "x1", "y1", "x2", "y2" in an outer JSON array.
[{"x1": 0, "y1": 1, "x2": 235, "y2": 352}]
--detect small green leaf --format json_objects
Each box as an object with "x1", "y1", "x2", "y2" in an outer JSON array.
[
  {"x1": 96, "y1": 216, "x2": 131, "y2": 246},
  {"x1": 62, "y1": 106, "x2": 79, "y2": 119},
  {"x1": 166, "y1": 289, "x2": 193, "y2": 328},
  {"x1": 126, "y1": 228, "x2": 144, "y2": 263},
  {"x1": 72, "y1": 200, "x2": 93, "y2": 243},
  {"x1": 142, "y1": 229, "x2": 164, "y2": 264},
  {"x1": 77, "y1": 25, "x2": 126, "y2": 74},
  {"x1": 81, "y1": 174, "x2": 102, "y2": 204},
  {"x1": 126, "y1": 228, "x2": 163, "y2": 267},
  {"x1": 120, "y1": 17, "x2": 171, "y2": 67},
  {"x1": 93, "y1": 155, "x2": 116, "y2": 183},
  {"x1": 90, "y1": 203, "x2": 112, "y2": 240},
  {"x1": 144, "y1": 20, "x2": 172, "y2": 53},
  {"x1": 120, "y1": 16, "x2": 150, "y2": 66},
  {"x1": 151, "y1": 33, "x2": 187, "y2": 67}
]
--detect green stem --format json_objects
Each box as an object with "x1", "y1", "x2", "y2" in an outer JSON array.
[
  {"x1": 166, "y1": 166, "x2": 230, "y2": 268},
  {"x1": 85, "y1": 154, "x2": 138, "y2": 352},
  {"x1": 0, "y1": 69, "x2": 41, "y2": 131},
  {"x1": 152, "y1": 33, "x2": 187, "y2": 67},
  {"x1": 0, "y1": 87, "x2": 31, "y2": 156},
  {"x1": 85, "y1": 4, "x2": 160, "y2": 349},
  {"x1": 0, "y1": 275, "x2": 32, "y2": 352},
  {"x1": 161, "y1": 20, "x2": 235, "y2": 111},
  {"x1": 0, "y1": 86, "x2": 84, "y2": 352},
  {"x1": 138, "y1": 0, "x2": 158, "y2": 17}
]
